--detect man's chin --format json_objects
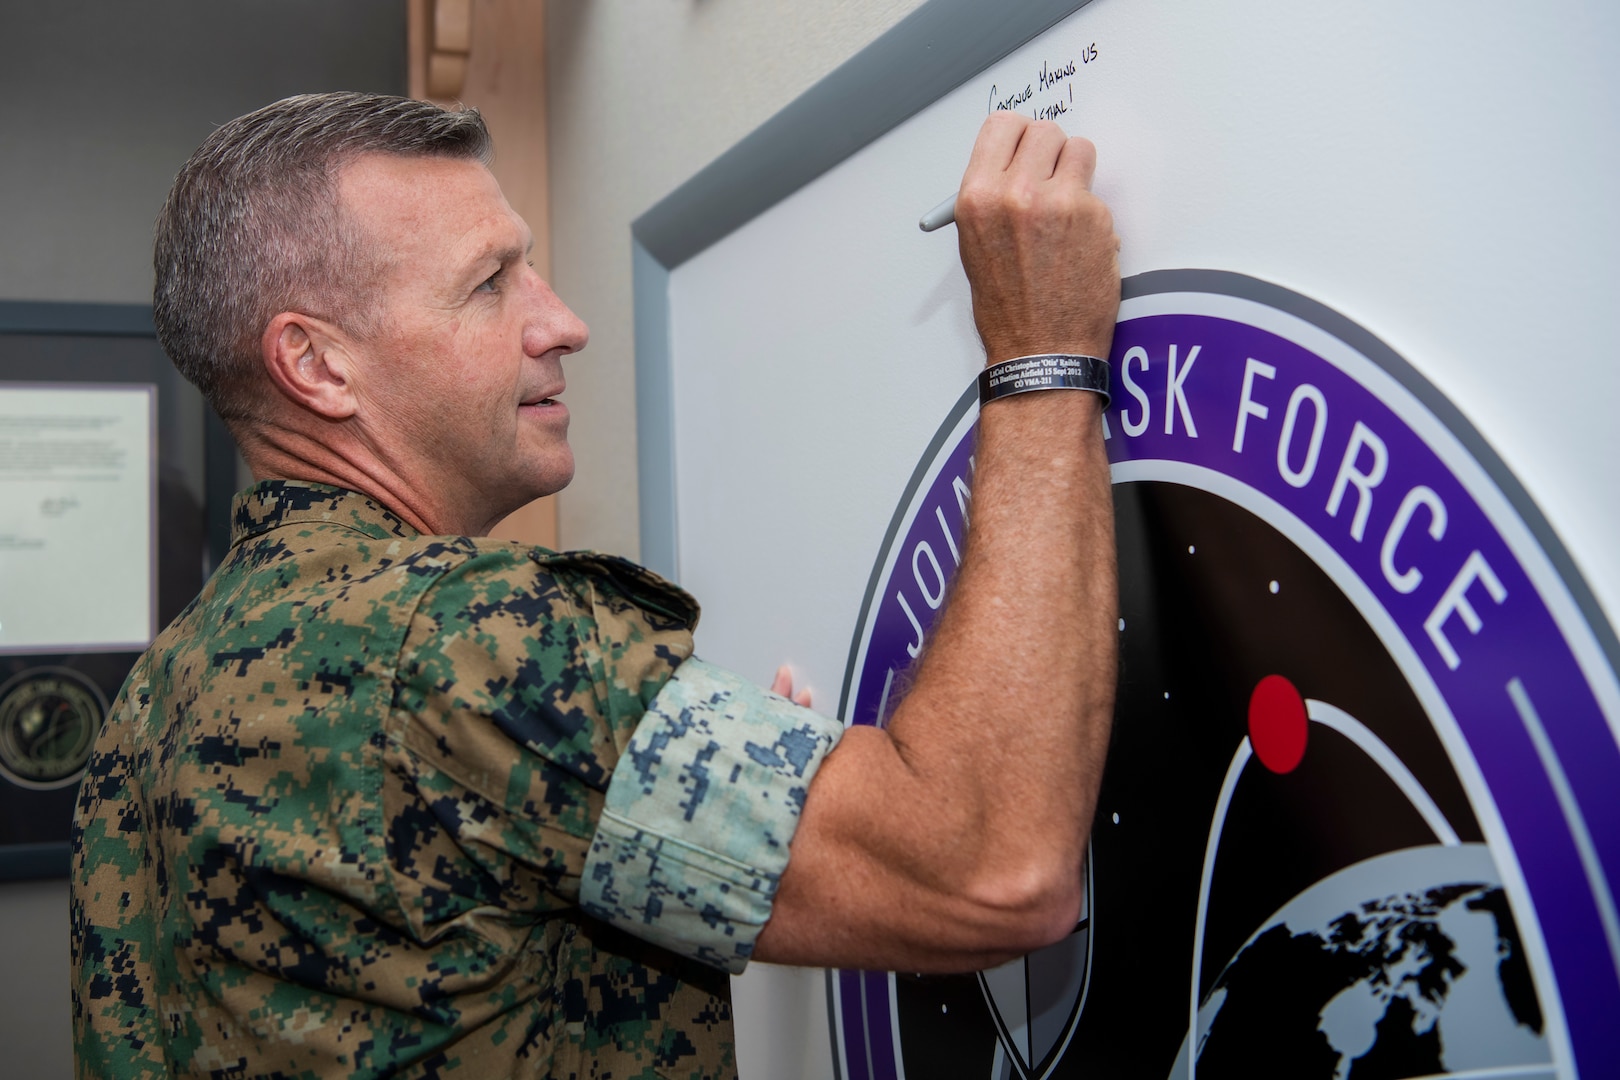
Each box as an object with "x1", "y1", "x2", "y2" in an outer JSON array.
[
  {"x1": 535, "y1": 453, "x2": 574, "y2": 497},
  {"x1": 514, "y1": 456, "x2": 575, "y2": 505},
  {"x1": 477, "y1": 452, "x2": 573, "y2": 532}
]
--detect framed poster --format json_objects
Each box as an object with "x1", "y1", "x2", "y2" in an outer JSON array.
[
  {"x1": 0, "y1": 301, "x2": 237, "y2": 880},
  {"x1": 0, "y1": 383, "x2": 157, "y2": 654}
]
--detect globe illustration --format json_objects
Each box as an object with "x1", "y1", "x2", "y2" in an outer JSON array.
[{"x1": 1174, "y1": 844, "x2": 1551, "y2": 1079}]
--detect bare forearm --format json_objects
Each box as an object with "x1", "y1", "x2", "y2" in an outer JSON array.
[{"x1": 875, "y1": 387, "x2": 1116, "y2": 905}]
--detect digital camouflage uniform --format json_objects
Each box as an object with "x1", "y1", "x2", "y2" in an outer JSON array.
[{"x1": 71, "y1": 481, "x2": 842, "y2": 1079}]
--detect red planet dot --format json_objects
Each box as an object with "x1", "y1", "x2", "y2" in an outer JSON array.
[{"x1": 1248, "y1": 674, "x2": 1308, "y2": 774}]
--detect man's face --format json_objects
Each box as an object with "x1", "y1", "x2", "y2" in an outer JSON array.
[{"x1": 336, "y1": 153, "x2": 588, "y2": 529}]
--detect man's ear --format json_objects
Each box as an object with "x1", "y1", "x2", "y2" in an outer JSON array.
[{"x1": 260, "y1": 312, "x2": 358, "y2": 421}]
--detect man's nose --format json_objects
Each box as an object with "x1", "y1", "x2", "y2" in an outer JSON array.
[{"x1": 523, "y1": 274, "x2": 589, "y2": 357}]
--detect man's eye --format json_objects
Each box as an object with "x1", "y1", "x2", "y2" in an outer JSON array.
[{"x1": 475, "y1": 271, "x2": 500, "y2": 293}]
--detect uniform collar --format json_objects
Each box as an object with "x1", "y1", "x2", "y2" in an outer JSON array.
[{"x1": 230, "y1": 480, "x2": 421, "y2": 547}]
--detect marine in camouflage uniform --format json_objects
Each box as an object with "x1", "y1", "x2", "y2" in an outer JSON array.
[
  {"x1": 72, "y1": 481, "x2": 842, "y2": 1078},
  {"x1": 72, "y1": 88, "x2": 1123, "y2": 1080}
]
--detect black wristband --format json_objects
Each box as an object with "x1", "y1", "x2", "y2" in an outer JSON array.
[{"x1": 978, "y1": 353, "x2": 1111, "y2": 410}]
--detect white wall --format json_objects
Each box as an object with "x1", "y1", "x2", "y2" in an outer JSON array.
[{"x1": 545, "y1": 0, "x2": 929, "y2": 557}]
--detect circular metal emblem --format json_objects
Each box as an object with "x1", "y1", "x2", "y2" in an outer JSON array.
[{"x1": 0, "y1": 667, "x2": 105, "y2": 789}]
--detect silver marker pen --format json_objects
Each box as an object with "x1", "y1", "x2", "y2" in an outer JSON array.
[{"x1": 918, "y1": 194, "x2": 957, "y2": 232}]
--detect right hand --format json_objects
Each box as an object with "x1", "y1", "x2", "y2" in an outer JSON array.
[{"x1": 954, "y1": 112, "x2": 1121, "y2": 365}]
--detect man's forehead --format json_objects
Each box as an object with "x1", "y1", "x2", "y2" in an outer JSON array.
[
  {"x1": 338, "y1": 149, "x2": 493, "y2": 191},
  {"x1": 337, "y1": 152, "x2": 525, "y2": 256}
]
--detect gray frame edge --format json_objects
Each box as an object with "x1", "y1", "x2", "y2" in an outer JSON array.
[
  {"x1": 0, "y1": 842, "x2": 71, "y2": 883},
  {"x1": 633, "y1": 241, "x2": 679, "y2": 580},
  {"x1": 631, "y1": 0, "x2": 1093, "y2": 268},
  {"x1": 629, "y1": 0, "x2": 1092, "y2": 579},
  {"x1": 0, "y1": 299, "x2": 154, "y2": 336}
]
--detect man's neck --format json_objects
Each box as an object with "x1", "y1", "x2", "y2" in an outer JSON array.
[{"x1": 235, "y1": 424, "x2": 502, "y2": 537}]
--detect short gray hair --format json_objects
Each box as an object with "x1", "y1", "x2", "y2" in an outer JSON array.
[{"x1": 153, "y1": 92, "x2": 492, "y2": 422}]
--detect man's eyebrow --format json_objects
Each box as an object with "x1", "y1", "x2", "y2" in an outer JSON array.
[{"x1": 484, "y1": 237, "x2": 535, "y2": 268}]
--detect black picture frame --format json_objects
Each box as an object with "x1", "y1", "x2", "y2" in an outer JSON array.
[{"x1": 0, "y1": 301, "x2": 237, "y2": 881}]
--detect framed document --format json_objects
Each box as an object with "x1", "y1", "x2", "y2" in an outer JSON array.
[
  {"x1": 0, "y1": 302, "x2": 236, "y2": 879},
  {"x1": 0, "y1": 384, "x2": 157, "y2": 654}
]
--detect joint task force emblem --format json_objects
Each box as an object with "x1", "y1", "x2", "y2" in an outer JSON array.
[{"x1": 831, "y1": 272, "x2": 1620, "y2": 1080}]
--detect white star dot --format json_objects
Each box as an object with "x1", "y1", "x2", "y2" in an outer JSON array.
[
  {"x1": 1118, "y1": 617, "x2": 1125, "y2": 631},
  {"x1": 1269, "y1": 580, "x2": 1280, "y2": 594},
  {"x1": 1188, "y1": 545, "x2": 1196, "y2": 554},
  {"x1": 1112, "y1": 812, "x2": 1120, "y2": 824}
]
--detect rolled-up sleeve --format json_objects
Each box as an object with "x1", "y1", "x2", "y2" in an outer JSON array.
[{"x1": 581, "y1": 657, "x2": 843, "y2": 973}]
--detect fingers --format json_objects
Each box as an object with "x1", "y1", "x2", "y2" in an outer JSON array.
[
  {"x1": 964, "y1": 114, "x2": 1074, "y2": 188},
  {"x1": 771, "y1": 664, "x2": 814, "y2": 708},
  {"x1": 1053, "y1": 134, "x2": 1098, "y2": 191},
  {"x1": 958, "y1": 117, "x2": 1090, "y2": 227},
  {"x1": 1004, "y1": 120, "x2": 1069, "y2": 183},
  {"x1": 963, "y1": 111, "x2": 1031, "y2": 178}
]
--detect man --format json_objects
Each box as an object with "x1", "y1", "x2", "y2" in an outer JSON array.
[{"x1": 71, "y1": 93, "x2": 1120, "y2": 1079}]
